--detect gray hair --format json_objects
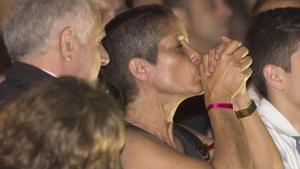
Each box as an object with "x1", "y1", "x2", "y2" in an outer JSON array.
[{"x1": 3, "y1": 0, "x2": 97, "y2": 61}]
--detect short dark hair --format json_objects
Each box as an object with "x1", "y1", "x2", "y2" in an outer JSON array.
[
  {"x1": 244, "y1": 8, "x2": 300, "y2": 98},
  {"x1": 0, "y1": 77, "x2": 124, "y2": 169},
  {"x1": 102, "y1": 5, "x2": 177, "y2": 109}
]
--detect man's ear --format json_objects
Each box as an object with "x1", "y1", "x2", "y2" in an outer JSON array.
[
  {"x1": 60, "y1": 26, "x2": 74, "y2": 62},
  {"x1": 263, "y1": 64, "x2": 287, "y2": 91},
  {"x1": 172, "y1": 7, "x2": 189, "y2": 29},
  {"x1": 128, "y1": 58, "x2": 151, "y2": 81}
]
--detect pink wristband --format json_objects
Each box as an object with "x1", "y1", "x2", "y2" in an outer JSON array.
[{"x1": 207, "y1": 103, "x2": 233, "y2": 111}]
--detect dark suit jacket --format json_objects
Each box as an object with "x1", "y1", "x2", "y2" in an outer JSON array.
[
  {"x1": 0, "y1": 62, "x2": 54, "y2": 108},
  {"x1": 0, "y1": 35, "x2": 11, "y2": 72}
]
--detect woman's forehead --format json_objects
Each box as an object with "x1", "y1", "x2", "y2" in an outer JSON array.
[{"x1": 161, "y1": 18, "x2": 188, "y2": 39}]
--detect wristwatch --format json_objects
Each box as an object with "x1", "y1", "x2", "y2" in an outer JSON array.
[{"x1": 235, "y1": 100, "x2": 257, "y2": 119}]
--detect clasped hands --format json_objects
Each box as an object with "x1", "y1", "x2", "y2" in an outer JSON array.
[{"x1": 199, "y1": 37, "x2": 253, "y2": 110}]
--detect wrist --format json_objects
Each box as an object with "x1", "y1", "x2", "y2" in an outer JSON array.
[
  {"x1": 235, "y1": 100, "x2": 257, "y2": 119},
  {"x1": 233, "y1": 94, "x2": 252, "y2": 111},
  {"x1": 205, "y1": 91, "x2": 232, "y2": 107},
  {"x1": 207, "y1": 102, "x2": 233, "y2": 112}
]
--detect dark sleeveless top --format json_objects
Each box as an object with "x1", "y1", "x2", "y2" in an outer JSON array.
[{"x1": 126, "y1": 122, "x2": 211, "y2": 161}]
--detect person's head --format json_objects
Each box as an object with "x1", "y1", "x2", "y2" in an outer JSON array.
[
  {"x1": 0, "y1": 35, "x2": 10, "y2": 72},
  {"x1": 102, "y1": 5, "x2": 202, "y2": 110},
  {"x1": 130, "y1": 0, "x2": 163, "y2": 7},
  {"x1": 252, "y1": 0, "x2": 300, "y2": 15},
  {"x1": 0, "y1": 0, "x2": 16, "y2": 31},
  {"x1": 93, "y1": 0, "x2": 127, "y2": 25},
  {"x1": 0, "y1": 0, "x2": 15, "y2": 72},
  {"x1": 0, "y1": 77, "x2": 125, "y2": 169},
  {"x1": 164, "y1": 0, "x2": 232, "y2": 51},
  {"x1": 3, "y1": 0, "x2": 109, "y2": 83},
  {"x1": 245, "y1": 8, "x2": 300, "y2": 101}
]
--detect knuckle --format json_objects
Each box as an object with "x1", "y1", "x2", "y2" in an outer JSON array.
[
  {"x1": 248, "y1": 57, "x2": 253, "y2": 65},
  {"x1": 232, "y1": 40, "x2": 240, "y2": 45},
  {"x1": 242, "y1": 47, "x2": 249, "y2": 55}
]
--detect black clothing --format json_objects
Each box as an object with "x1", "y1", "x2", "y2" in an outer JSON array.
[
  {"x1": 0, "y1": 62, "x2": 54, "y2": 107},
  {"x1": 173, "y1": 124, "x2": 210, "y2": 160},
  {"x1": 0, "y1": 35, "x2": 11, "y2": 72},
  {"x1": 126, "y1": 122, "x2": 211, "y2": 161},
  {"x1": 174, "y1": 95, "x2": 211, "y2": 134}
]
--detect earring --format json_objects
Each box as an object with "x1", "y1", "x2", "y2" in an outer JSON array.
[{"x1": 66, "y1": 57, "x2": 71, "y2": 62}]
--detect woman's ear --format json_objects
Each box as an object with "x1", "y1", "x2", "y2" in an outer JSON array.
[
  {"x1": 60, "y1": 26, "x2": 74, "y2": 62},
  {"x1": 263, "y1": 64, "x2": 287, "y2": 91},
  {"x1": 128, "y1": 58, "x2": 151, "y2": 81}
]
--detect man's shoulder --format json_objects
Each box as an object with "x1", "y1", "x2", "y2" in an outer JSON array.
[
  {"x1": 1, "y1": 62, "x2": 53, "y2": 87},
  {"x1": 0, "y1": 62, "x2": 54, "y2": 103}
]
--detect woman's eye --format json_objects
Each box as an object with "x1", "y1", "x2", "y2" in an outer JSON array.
[{"x1": 176, "y1": 44, "x2": 183, "y2": 48}]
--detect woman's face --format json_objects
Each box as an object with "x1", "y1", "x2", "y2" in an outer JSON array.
[{"x1": 148, "y1": 19, "x2": 203, "y2": 97}]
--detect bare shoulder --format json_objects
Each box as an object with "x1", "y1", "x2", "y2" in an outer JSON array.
[{"x1": 121, "y1": 128, "x2": 211, "y2": 169}]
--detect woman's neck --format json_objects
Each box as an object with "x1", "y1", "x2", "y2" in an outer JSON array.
[{"x1": 125, "y1": 91, "x2": 183, "y2": 148}]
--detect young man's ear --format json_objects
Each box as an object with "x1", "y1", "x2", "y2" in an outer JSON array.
[
  {"x1": 263, "y1": 64, "x2": 287, "y2": 91},
  {"x1": 60, "y1": 26, "x2": 74, "y2": 62},
  {"x1": 128, "y1": 58, "x2": 151, "y2": 81}
]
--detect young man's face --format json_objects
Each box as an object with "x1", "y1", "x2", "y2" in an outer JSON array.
[{"x1": 282, "y1": 47, "x2": 300, "y2": 109}]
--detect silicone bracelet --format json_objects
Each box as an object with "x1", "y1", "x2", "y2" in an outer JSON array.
[{"x1": 207, "y1": 103, "x2": 233, "y2": 111}]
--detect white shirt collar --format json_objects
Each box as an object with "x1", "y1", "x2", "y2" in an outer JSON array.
[
  {"x1": 41, "y1": 69, "x2": 57, "y2": 77},
  {"x1": 258, "y1": 98, "x2": 299, "y2": 136}
]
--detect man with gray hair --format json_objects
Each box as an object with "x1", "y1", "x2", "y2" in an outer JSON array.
[{"x1": 0, "y1": 0, "x2": 109, "y2": 106}]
